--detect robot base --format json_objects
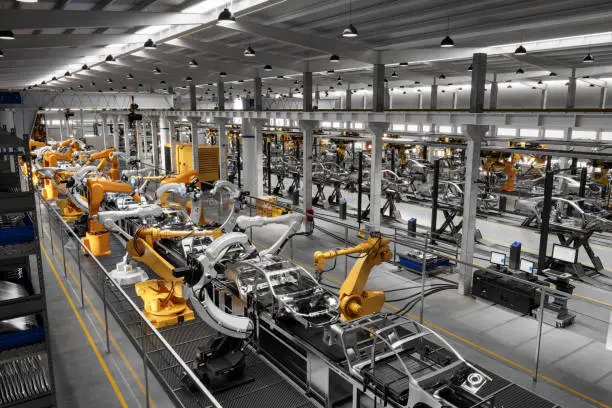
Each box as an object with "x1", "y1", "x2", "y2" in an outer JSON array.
[
  {"x1": 109, "y1": 260, "x2": 149, "y2": 286},
  {"x1": 82, "y1": 231, "x2": 111, "y2": 257}
]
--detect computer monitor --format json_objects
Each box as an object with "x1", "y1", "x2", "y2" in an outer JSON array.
[
  {"x1": 490, "y1": 251, "x2": 506, "y2": 266},
  {"x1": 552, "y1": 244, "x2": 578, "y2": 264},
  {"x1": 519, "y1": 259, "x2": 535, "y2": 274}
]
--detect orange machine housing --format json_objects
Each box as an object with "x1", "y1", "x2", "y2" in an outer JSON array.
[{"x1": 174, "y1": 143, "x2": 220, "y2": 182}]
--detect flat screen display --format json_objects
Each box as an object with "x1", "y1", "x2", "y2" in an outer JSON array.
[
  {"x1": 552, "y1": 244, "x2": 578, "y2": 264},
  {"x1": 490, "y1": 251, "x2": 505, "y2": 266},
  {"x1": 520, "y1": 259, "x2": 535, "y2": 274}
]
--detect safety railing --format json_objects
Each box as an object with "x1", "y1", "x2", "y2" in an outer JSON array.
[{"x1": 36, "y1": 193, "x2": 222, "y2": 408}]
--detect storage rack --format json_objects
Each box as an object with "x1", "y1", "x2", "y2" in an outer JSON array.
[{"x1": 0, "y1": 128, "x2": 55, "y2": 407}]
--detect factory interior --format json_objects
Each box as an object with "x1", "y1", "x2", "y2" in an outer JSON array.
[{"x1": 2, "y1": 0, "x2": 612, "y2": 407}]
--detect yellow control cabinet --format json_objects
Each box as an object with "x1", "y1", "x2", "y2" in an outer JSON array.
[{"x1": 175, "y1": 143, "x2": 220, "y2": 182}]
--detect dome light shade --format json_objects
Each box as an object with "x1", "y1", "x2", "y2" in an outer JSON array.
[
  {"x1": 514, "y1": 45, "x2": 527, "y2": 55},
  {"x1": 264, "y1": 64, "x2": 272, "y2": 71},
  {"x1": 583, "y1": 52, "x2": 594, "y2": 63},
  {"x1": 549, "y1": 71, "x2": 557, "y2": 77},
  {"x1": 127, "y1": 73, "x2": 134, "y2": 79},
  {"x1": 138, "y1": 83, "x2": 143, "y2": 87},
  {"x1": 78, "y1": 84, "x2": 84, "y2": 88},
  {"x1": 153, "y1": 66, "x2": 161, "y2": 74},
  {"x1": 342, "y1": 24, "x2": 359, "y2": 38},
  {"x1": 106, "y1": 77, "x2": 113, "y2": 83},
  {"x1": 0, "y1": 31, "x2": 15, "y2": 40},
  {"x1": 188, "y1": 59, "x2": 199, "y2": 68},
  {"x1": 440, "y1": 35, "x2": 454, "y2": 47},
  {"x1": 64, "y1": 71, "x2": 72, "y2": 77},
  {"x1": 82, "y1": 64, "x2": 89, "y2": 70},
  {"x1": 391, "y1": 71, "x2": 398, "y2": 78},
  {"x1": 144, "y1": 38, "x2": 156, "y2": 49},
  {"x1": 105, "y1": 54, "x2": 116, "y2": 63},
  {"x1": 220, "y1": 71, "x2": 227, "y2": 77},
  {"x1": 399, "y1": 62, "x2": 408, "y2": 66},
  {"x1": 467, "y1": 64, "x2": 472, "y2": 71},
  {"x1": 160, "y1": 80, "x2": 166, "y2": 84},
  {"x1": 516, "y1": 67, "x2": 524, "y2": 74},
  {"x1": 244, "y1": 46, "x2": 256, "y2": 57},
  {"x1": 439, "y1": 73, "x2": 446, "y2": 79},
  {"x1": 217, "y1": 8, "x2": 236, "y2": 24},
  {"x1": 186, "y1": 76, "x2": 193, "y2": 82},
  {"x1": 330, "y1": 54, "x2": 340, "y2": 63}
]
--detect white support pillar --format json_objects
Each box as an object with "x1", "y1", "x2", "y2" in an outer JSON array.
[
  {"x1": 362, "y1": 95, "x2": 367, "y2": 110},
  {"x1": 187, "y1": 116, "x2": 200, "y2": 171},
  {"x1": 430, "y1": 78, "x2": 438, "y2": 109},
  {"x1": 489, "y1": 73, "x2": 498, "y2": 110},
  {"x1": 315, "y1": 87, "x2": 320, "y2": 109},
  {"x1": 58, "y1": 119, "x2": 64, "y2": 141},
  {"x1": 151, "y1": 117, "x2": 159, "y2": 173},
  {"x1": 599, "y1": 83, "x2": 607, "y2": 109},
  {"x1": 417, "y1": 92, "x2": 423, "y2": 109},
  {"x1": 300, "y1": 120, "x2": 316, "y2": 212},
  {"x1": 79, "y1": 110, "x2": 85, "y2": 139},
  {"x1": 458, "y1": 125, "x2": 487, "y2": 295},
  {"x1": 167, "y1": 116, "x2": 178, "y2": 173},
  {"x1": 136, "y1": 120, "x2": 143, "y2": 162},
  {"x1": 159, "y1": 116, "x2": 169, "y2": 173},
  {"x1": 452, "y1": 92, "x2": 458, "y2": 109},
  {"x1": 539, "y1": 87, "x2": 549, "y2": 109},
  {"x1": 111, "y1": 116, "x2": 120, "y2": 153},
  {"x1": 345, "y1": 84, "x2": 352, "y2": 111},
  {"x1": 243, "y1": 119, "x2": 266, "y2": 196},
  {"x1": 368, "y1": 122, "x2": 388, "y2": 230},
  {"x1": 216, "y1": 117, "x2": 230, "y2": 180},
  {"x1": 101, "y1": 115, "x2": 108, "y2": 149}
]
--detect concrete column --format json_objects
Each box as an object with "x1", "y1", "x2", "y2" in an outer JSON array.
[
  {"x1": 242, "y1": 119, "x2": 266, "y2": 196},
  {"x1": 540, "y1": 87, "x2": 549, "y2": 109},
  {"x1": 560, "y1": 128, "x2": 572, "y2": 169},
  {"x1": 187, "y1": 116, "x2": 200, "y2": 171},
  {"x1": 101, "y1": 115, "x2": 108, "y2": 149},
  {"x1": 470, "y1": 53, "x2": 487, "y2": 113},
  {"x1": 58, "y1": 119, "x2": 64, "y2": 141},
  {"x1": 345, "y1": 84, "x2": 352, "y2": 111},
  {"x1": 362, "y1": 95, "x2": 367, "y2": 109},
  {"x1": 167, "y1": 116, "x2": 178, "y2": 173},
  {"x1": 417, "y1": 93, "x2": 423, "y2": 109},
  {"x1": 599, "y1": 83, "x2": 607, "y2": 109},
  {"x1": 253, "y1": 76, "x2": 262, "y2": 111},
  {"x1": 458, "y1": 125, "x2": 487, "y2": 295},
  {"x1": 111, "y1": 116, "x2": 120, "y2": 153},
  {"x1": 430, "y1": 78, "x2": 438, "y2": 109},
  {"x1": 451, "y1": 92, "x2": 458, "y2": 109},
  {"x1": 136, "y1": 120, "x2": 144, "y2": 162},
  {"x1": 159, "y1": 116, "x2": 169, "y2": 173},
  {"x1": 79, "y1": 110, "x2": 85, "y2": 139},
  {"x1": 315, "y1": 87, "x2": 320, "y2": 109},
  {"x1": 384, "y1": 84, "x2": 390, "y2": 109},
  {"x1": 388, "y1": 90, "x2": 393, "y2": 109},
  {"x1": 120, "y1": 116, "x2": 129, "y2": 156},
  {"x1": 368, "y1": 121, "x2": 388, "y2": 230},
  {"x1": 216, "y1": 117, "x2": 230, "y2": 180},
  {"x1": 300, "y1": 120, "x2": 316, "y2": 212},
  {"x1": 303, "y1": 71, "x2": 313, "y2": 112},
  {"x1": 151, "y1": 118, "x2": 159, "y2": 172},
  {"x1": 189, "y1": 83, "x2": 197, "y2": 111},
  {"x1": 372, "y1": 63, "x2": 385, "y2": 112},
  {"x1": 489, "y1": 73, "x2": 498, "y2": 110},
  {"x1": 217, "y1": 80, "x2": 225, "y2": 111},
  {"x1": 566, "y1": 68, "x2": 577, "y2": 109}
]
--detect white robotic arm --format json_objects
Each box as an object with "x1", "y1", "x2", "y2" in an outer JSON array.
[
  {"x1": 96, "y1": 204, "x2": 164, "y2": 232},
  {"x1": 236, "y1": 213, "x2": 305, "y2": 256},
  {"x1": 154, "y1": 182, "x2": 187, "y2": 204}
]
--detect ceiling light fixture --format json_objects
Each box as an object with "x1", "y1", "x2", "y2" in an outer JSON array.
[
  {"x1": 105, "y1": 54, "x2": 116, "y2": 63},
  {"x1": 186, "y1": 76, "x2": 193, "y2": 82},
  {"x1": 144, "y1": 38, "x2": 157, "y2": 49},
  {"x1": 549, "y1": 72, "x2": 557, "y2": 76},
  {"x1": 330, "y1": 54, "x2": 340, "y2": 63},
  {"x1": 106, "y1": 77, "x2": 113, "y2": 83},
  {"x1": 583, "y1": 52, "x2": 594, "y2": 63},
  {"x1": 516, "y1": 67, "x2": 524, "y2": 74},
  {"x1": 122, "y1": 86, "x2": 127, "y2": 90},
  {"x1": 327, "y1": 69, "x2": 335, "y2": 74},
  {"x1": 440, "y1": 16, "x2": 454, "y2": 47},
  {"x1": 514, "y1": 44, "x2": 527, "y2": 55},
  {"x1": 64, "y1": 71, "x2": 72, "y2": 77},
  {"x1": 342, "y1": 0, "x2": 359, "y2": 38},
  {"x1": 264, "y1": 64, "x2": 272, "y2": 71},
  {"x1": 52, "y1": 77, "x2": 57, "y2": 81},
  {"x1": 399, "y1": 62, "x2": 408, "y2": 66},
  {"x1": 153, "y1": 66, "x2": 161, "y2": 74},
  {"x1": 244, "y1": 45, "x2": 256, "y2": 57},
  {"x1": 391, "y1": 71, "x2": 398, "y2": 78},
  {"x1": 127, "y1": 73, "x2": 134, "y2": 79},
  {"x1": 217, "y1": 7, "x2": 236, "y2": 25},
  {"x1": 160, "y1": 80, "x2": 166, "y2": 84},
  {"x1": 0, "y1": 31, "x2": 15, "y2": 40},
  {"x1": 78, "y1": 84, "x2": 84, "y2": 89},
  {"x1": 0, "y1": 50, "x2": 3, "y2": 58},
  {"x1": 439, "y1": 73, "x2": 446, "y2": 79},
  {"x1": 467, "y1": 64, "x2": 472, "y2": 71},
  {"x1": 138, "y1": 83, "x2": 143, "y2": 87},
  {"x1": 220, "y1": 71, "x2": 227, "y2": 77},
  {"x1": 90, "y1": 81, "x2": 95, "y2": 86},
  {"x1": 17, "y1": 0, "x2": 38, "y2": 3},
  {"x1": 82, "y1": 64, "x2": 89, "y2": 70}
]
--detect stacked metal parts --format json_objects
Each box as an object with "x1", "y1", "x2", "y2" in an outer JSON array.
[{"x1": 0, "y1": 353, "x2": 51, "y2": 404}]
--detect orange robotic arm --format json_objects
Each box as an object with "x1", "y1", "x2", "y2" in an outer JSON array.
[
  {"x1": 160, "y1": 169, "x2": 199, "y2": 185},
  {"x1": 314, "y1": 236, "x2": 392, "y2": 321}
]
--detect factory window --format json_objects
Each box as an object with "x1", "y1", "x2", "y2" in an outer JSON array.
[
  {"x1": 519, "y1": 128, "x2": 539, "y2": 138},
  {"x1": 392, "y1": 124, "x2": 405, "y2": 131},
  {"x1": 544, "y1": 129, "x2": 564, "y2": 139},
  {"x1": 600, "y1": 131, "x2": 612, "y2": 141},
  {"x1": 332, "y1": 121, "x2": 341, "y2": 129},
  {"x1": 571, "y1": 130, "x2": 596, "y2": 140},
  {"x1": 422, "y1": 125, "x2": 431, "y2": 132},
  {"x1": 353, "y1": 122, "x2": 364, "y2": 129},
  {"x1": 275, "y1": 119, "x2": 284, "y2": 126},
  {"x1": 321, "y1": 121, "x2": 332, "y2": 128},
  {"x1": 83, "y1": 133, "x2": 96, "y2": 138},
  {"x1": 406, "y1": 124, "x2": 419, "y2": 132},
  {"x1": 497, "y1": 127, "x2": 516, "y2": 136},
  {"x1": 233, "y1": 117, "x2": 242, "y2": 125},
  {"x1": 438, "y1": 125, "x2": 452, "y2": 133}
]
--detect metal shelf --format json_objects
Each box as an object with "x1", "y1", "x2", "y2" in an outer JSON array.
[
  {"x1": 0, "y1": 243, "x2": 36, "y2": 261},
  {"x1": 0, "y1": 194, "x2": 35, "y2": 214},
  {"x1": 0, "y1": 295, "x2": 43, "y2": 321}
]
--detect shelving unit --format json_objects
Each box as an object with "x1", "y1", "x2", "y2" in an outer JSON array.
[{"x1": 0, "y1": 128, "x2": 55, "y2": 407}]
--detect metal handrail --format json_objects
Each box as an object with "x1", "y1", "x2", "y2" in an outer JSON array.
[{"x1": 38, "y1": 193, "x2": 223, "y2": 408}]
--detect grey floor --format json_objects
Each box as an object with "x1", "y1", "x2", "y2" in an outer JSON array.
[
  {"x1": 262, "y1": 176, "x2": 612, "y2": 408},
  {"x1": 38, "y1": 218, "x2": 175, "y2": 408}
]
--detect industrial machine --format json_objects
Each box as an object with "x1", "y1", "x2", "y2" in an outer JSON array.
[{"x1": 314, "y1": 233, "x2": 392, "y2": 321}]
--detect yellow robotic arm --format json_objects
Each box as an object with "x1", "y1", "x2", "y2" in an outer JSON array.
[
  {"x1": 314, "y1": 236, "x2": 392, "y2": 321},
  {"x1": 82, "y1": 178, "x2": 141, "y2": 256}
]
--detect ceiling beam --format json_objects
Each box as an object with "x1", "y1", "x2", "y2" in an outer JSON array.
[
  {"x1": 0, "y1": 34, "x2": 150, "y2": 50},
  {"x1": 0, "y1": 10, "x2": 213, "y2": 30}
]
